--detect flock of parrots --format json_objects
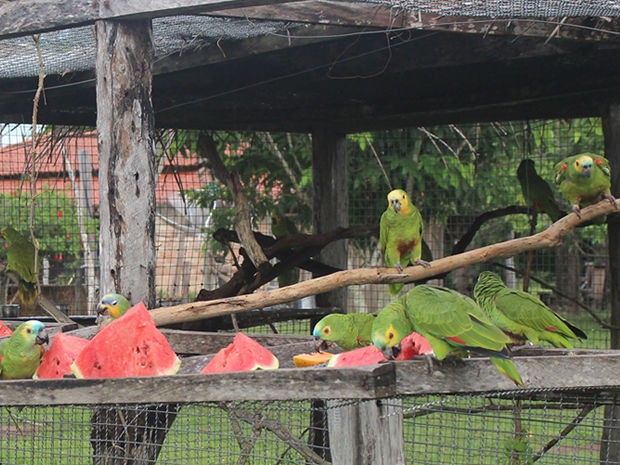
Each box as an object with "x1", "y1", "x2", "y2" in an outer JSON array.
[
  {"x1": 313, "y1": 152, "x2": 615, "y2": 386},
  {"x1": 0, "y1": 152, "x2": 615, "y2": 384}
]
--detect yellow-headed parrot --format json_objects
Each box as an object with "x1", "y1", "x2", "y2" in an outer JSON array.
[{"x1": 379, "y1": 189, "x2": 430, "y2": 295}]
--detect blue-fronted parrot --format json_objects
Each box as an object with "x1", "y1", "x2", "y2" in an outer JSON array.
[
  {"x1": 554, "y1": 153, "x2": 616, "y2": 222},
  {"x1": 474, "y1": 271, "x2": 586, "y2": 348},
  {"x1": 312, "y1": 312, "x2": 376, "y2": 351},
  {"x1": 371, "y1": 295, "x2": 413, "y2": 354},
  {"x1": 379, "y1": 189, "x2": 430, "y2": 295},
  {"x1": 517, "y1": 159, "x2": 564, "y2": 222},
  {"x1": 1, "y1": 226, "x2": 38, "y2": 305},
  {"x1": 0, "y1": 320, "x2": 48, "y2": 379},
  {"x1": 97, "y1": 293, "x2": 131, "y2": 320}
]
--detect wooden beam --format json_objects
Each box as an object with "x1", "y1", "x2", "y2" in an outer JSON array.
[
  {"x1": 96, "y1": 19, "x2": 157, "y2": 307},
  {"x1": 0, "y1": 0, "x2": 305, "y2": 39},
  {"x1": 601, "y1": 102, "x2": 620, "y2": 463},
  {"x1": 212, "y1": 1, "x2": 620, "y2": 41}
]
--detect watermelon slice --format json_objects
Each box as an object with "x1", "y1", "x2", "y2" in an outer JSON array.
[
  {"x1": 293, "y1": 351, "x2": 333, "y2": 368},
  {"x1": 394, "y1": 332, "x2": 433, "y2": 361},
  {"x1": 201, "y1": 332, "x2": 279, "y2": 374},
  {"x1": 0, "y1": 321, "x2": 13, "y2": 337},
  {"x1": 34, "y1": 333, "x2": 89, "y2": 379},
  {"x1": 71, "y1": 302, "x2": 181, "y2": 379},
  {"x1": 327, "y1": 345, "x2": 387, "y2": 368}
]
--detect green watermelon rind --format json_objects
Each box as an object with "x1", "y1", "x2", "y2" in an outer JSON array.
[
  {"x1": 201, "y1": 332, "x2": 279, "y2": 374},
  {"x1": 326, "y1": 345, "x2": 387, "y2": 368},
  {"x1": 71, "y1": 302, "x2": 181, "y2": 379},
  {"x1": 34, "y1": 333, "x2": 89, "y2": 379}
]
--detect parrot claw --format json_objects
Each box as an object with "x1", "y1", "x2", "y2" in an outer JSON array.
[
  {"x1": 604, "y1": 193, "x2": 618, "y2": 209},
  {"x1": 394, "y1": 263, "x2": 404, "y2": 273},
  {"x1": 414, "y1": 259, "x2": 431, "y2": 268},
  {"x1": 572, "y1": 204, "x2": 582, "y2": 218}
]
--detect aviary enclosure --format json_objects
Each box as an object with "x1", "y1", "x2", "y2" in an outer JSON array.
[{"x1": 0, "y1": 1, "x2": 620, "y2": 464}]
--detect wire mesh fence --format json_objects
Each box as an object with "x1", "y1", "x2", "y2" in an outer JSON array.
[
  {"x1": 1, "y1": 387, "x2": 619, "y2": 464},
  {"x1": 0, "y1": 119, "x2": 612, "y2": 349}
]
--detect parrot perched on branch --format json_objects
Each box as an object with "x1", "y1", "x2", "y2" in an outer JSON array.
[
  {"x1": 517, "y1": 159, "x2": 564, "y2": 222},
  {"x1": 474, "y1": 271, "x2": 586, "y2": 348},
  {"x1": 0, "y1": 320, "x2": 48, "y2": 380},
  {"x1": 97, "y1": 293, "x2": 131, "y2": 320},
  {"x1": 554, "y1": 153, "x2": 616, "y2": 222},
  {"x1": 373, "y1": 285, "x2": 524, "y2": 386},
  {"x1": 312, "y1": 312, "x2": 376, "y2": 351},
  {"x1": 1, "y1": 226, "x2": 38, "y2": 305},
  {"x1": 379, "y1": 189, "x2": 430, "y2": 295}
]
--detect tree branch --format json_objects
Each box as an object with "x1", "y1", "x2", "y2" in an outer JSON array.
[{"x1": 150, "y1": 199, "x2": 620, "y2": 326}]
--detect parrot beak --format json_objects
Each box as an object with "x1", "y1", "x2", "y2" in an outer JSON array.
[
  {"x1": 582, "y1": 165, "x2": 591, "y2": 177},
  {"x1": 96, "y1": 303, "x2": 109, "y2": 316},
  {"x1": 381, "y1": 346, "x2": 395, "y2": 360},
  {"x1": 315, "y1": 338, "x2": 332, "y2": 352},
  {"x1": 391, "y1": 199, "x2": 401, "y2": 213},
  {"x1": 36, "y1": 328, "x2": 49, "y2": 346}
]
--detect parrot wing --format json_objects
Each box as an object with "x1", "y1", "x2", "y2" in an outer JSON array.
[{"x1": 1, "y1": 227, "x2": 38, "y2": 305}]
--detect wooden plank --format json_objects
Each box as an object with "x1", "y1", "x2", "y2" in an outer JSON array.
[
  {"x1": 96, "y1": 19, "x2": 157, "y2": 306},
  {"x1": 0, "y1": 363, "x2": 396, "y2": 405},
  {"x1": 212, "y1": 0, "x2": 620, "y2": 42},
  {"x1": 0, "y1": 0, "x2": 304, "y2": 39},
  {"x1": 394, "y1": 352, "x2": 620, "y2": 396},
  {"x1": 327, "y1": 398, "x2": 404, "y2": 465}
]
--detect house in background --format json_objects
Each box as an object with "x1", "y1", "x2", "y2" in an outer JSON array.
[{"x1": 0, "y1": 129, "x2": 212, "y2": 315}]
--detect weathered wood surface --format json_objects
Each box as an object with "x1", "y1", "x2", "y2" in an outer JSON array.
[
  {"x1": 0, "y1": 363, "x2": 395, "y2": 405},
  {"x1": 327, "y1": 398, "x2": 404, "y2": 465},
  {"x1": 96, "y1": 19, "x2": 157, "y2": 307},
  {"x1": 149, "y1": 199, "x2": 620, "y2": 326},
  {"x1": 213, "y1": 0, "x2": 620, "y2": 41},
  {"x1": 0, "y1": 0, "x2": 304, "y2": 39},
  {"x1": 0, "y1": 350, "x2": 619, "y2": 406}
]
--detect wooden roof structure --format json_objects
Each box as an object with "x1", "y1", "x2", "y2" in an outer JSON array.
[{"x1": 1, "y1": 1, "x2": 619, "y2": 132}]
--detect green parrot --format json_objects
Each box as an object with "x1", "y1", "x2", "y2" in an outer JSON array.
[
  {"x1": 271, "y1": 211, "x2": 300, "y2": 288},
  {"x1": 554, "y1": 153, "x2": 616, "y2": 222},
  {"x1": 371, "y1": 295, "x2": 414, "y2": 353},
  {"x1": 312, "y1": 312, "x2": 376, "y2": 351},
  {"x1": 401, "y1": 285, "x2": 524, "y2": 386},
  {"x1": 379, "y1": 189, "x2": 430, "y2": 295},
  {"x1": 1, "y1": 226, "x2": 38, "y2": 305},
  {"x1": 97, "y1": 293, "x2": 131, "y2": 320},
  {"x1": 517, "y1": 158, "x2": 564, "y2": 222},
  {"x1": 0, "y1": 320, "x2": 48, "y2": 380},
  {"x1": 474, "y1": 271, "x2": 587, "y2": 348}
]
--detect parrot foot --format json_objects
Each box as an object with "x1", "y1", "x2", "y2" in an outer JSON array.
[
  {"x1": 604, "y1": 193, "x2": 618, "y2": 209},
  {"x1": 572, "y1": 204, "x2": 582, "y2": 218},
  {"x1": 394, "y1": 263, "x2": 404, "y2": 273},
  {"x1": 413, "y1": 259, "x2": 431, "y2": 268}
]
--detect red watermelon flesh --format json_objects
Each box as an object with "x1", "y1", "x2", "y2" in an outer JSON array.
[
  {"x1": 394, "y1": 332, "x2": 433, "y2": 361},
  {"x1": 71, "y1": 302, "x2": 181, "y2": 379},
  {"x1": 34, "y1": 333, "x2": 89, "y2": 379},
  {"x1": 327, "y1": 345, "x2": 387, "y2": 368},
  {"x1": 201, "y1": 332, "x2": 279, "y2": 374},
  {"x1": 0, "y1": 321, "x2": 13, "y2": 337}
]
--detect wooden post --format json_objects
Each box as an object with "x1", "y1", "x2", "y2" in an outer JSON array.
[
  {"x1": 311, "y1": 129, "x2": 349, "y2": 460},
  {"x1": 601, "y1": 104, "x2": 620, "y2": 464},
  {"x1": 327, "y1": 399, "x2": 405, "y2": 465},
  {"x1": 97, "y1": 19, "x2": 156, "y2": 308},
  {"x1": 95, "y1": 19, "x2": 176, "y2": 465},
  {"x1": 312, "y1": 128, "x2": 349, "y2": 310}
]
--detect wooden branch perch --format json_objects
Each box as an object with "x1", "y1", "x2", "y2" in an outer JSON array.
[{"x1": 150, "y1": 200, "x2": 619, "y2": 327}]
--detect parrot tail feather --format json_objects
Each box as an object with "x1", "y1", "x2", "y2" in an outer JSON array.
[{"x1": 490, "y1": 357, "x2": 525, "y2": 387}]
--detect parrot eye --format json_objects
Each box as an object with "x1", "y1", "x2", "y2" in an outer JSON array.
[
  {"x1": 323, "y1": 327, "x2": 330, "y2": 335},
  {"x1": 26, "y1": 328, "x2": 32, "y2": 334},
  {"x1": 388, "y1": 331, "x2": 394, "y2": 340},
  {"x1": 111, "y1": 300, "x2": 118, "y2": 305}
]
